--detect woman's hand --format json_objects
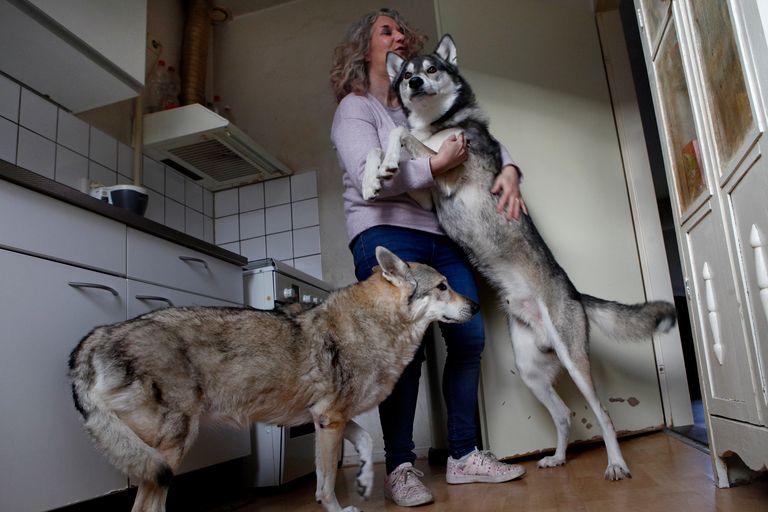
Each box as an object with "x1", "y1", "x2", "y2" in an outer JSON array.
[
  {"x1": 491, "y1": 165, "x2": 527, "y2": 220},
  {"x1": 429, "y1": 133, "x2": 468, "y2": 176}
]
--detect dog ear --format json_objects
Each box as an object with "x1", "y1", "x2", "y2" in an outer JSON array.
[
  {"x1": 375, "y1": 246, "x2": 410, "y2": 285},
  {"x1": 435, "y1": 34, "x2": 457, "y2": 66},
  {"x1": 386, "y1": 52, "x2": 405, "y2": 83}
]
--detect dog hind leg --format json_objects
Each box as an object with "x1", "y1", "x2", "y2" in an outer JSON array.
[
  {"x1": 540, "y1": 300, "x2": 631, "y2": 480},
  {"x1": 509, "y1": 319, "x2": 570, "y2": 468},
  {"x1": 344, "y1": 420, "x2": 374, "y2": 500}
]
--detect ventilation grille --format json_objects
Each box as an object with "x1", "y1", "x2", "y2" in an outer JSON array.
[{"x1": 168, "y1": 138, "x2": 273, "y2": 182}]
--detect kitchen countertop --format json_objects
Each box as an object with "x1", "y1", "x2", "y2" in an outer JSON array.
[{"x1": 0, "y1": 159, "x2": 247, "y2": 267}]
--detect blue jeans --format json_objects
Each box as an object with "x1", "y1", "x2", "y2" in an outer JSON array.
[{"x1": 350, "y1": 225, "x2": 485, "y2": 473}]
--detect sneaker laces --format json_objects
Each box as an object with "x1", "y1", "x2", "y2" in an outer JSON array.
[{"x1": 394, "y1": 465, "x2": 425, "y2": 485}]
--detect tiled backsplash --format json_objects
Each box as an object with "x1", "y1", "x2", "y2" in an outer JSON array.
[
  {"x1": 214, "y1": 171, "x2": 322, "y2": 280},
  {"x1": 0, "y1": 73, "x2": 323, "y2": 280}
]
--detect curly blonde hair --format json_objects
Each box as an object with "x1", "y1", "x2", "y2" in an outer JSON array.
[{"x1": 330, "y1": 8, "x2": 426, "y2": 103}]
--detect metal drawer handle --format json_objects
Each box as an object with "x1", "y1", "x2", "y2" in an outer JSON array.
[
  {"x1": 179, "y1": 256, "x2": 210, "y2": 270},
  {"x1": 136, "y1": 295, "x2": 175, "y2": 307},
  {"x1": 68, "y1": 282, "x2": 119, "y2": 296}
]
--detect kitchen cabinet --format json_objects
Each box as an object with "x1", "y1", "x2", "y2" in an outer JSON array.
[
  {"x1": 0, "y1": 248, "x2": 128, "y2": 512},
  {"x1": 0, "y1": 0, "x2": 146, "y2": 113},
  {"x1": 0, "y1": 169, "x2": 248, "y2": 510},
  {"x1": 634, "y1": 0, "x2": 768, "y2": 485}
]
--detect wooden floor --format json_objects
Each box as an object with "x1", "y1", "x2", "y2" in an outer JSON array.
[{"x1": 231, "y1": 432, "x2": 768, "y2": 512}]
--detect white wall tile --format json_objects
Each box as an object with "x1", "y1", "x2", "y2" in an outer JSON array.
[
  {"x1": 218, "y1": 241, "x2": 241, "y2": 255},
  {"x1": 0, "y1": 75, "x2": 20, "y2": 122},
  {"x1": 240, "y1": 209, "x2": 265, "y2": 239},
  {"x1": 143, "y1": 157, "x2": 165, "y2": 193},
  {"x1": 294, "y1": 254, "x2": 323, "y2": 280},
  {"x1": 264, "y1": 176, "x2": 290, "y2": 206},
  {"x1": 117, "y1": 142, "x2": 134, "y2": 179},
  {"x1": 241, "y1": 236, "x2": 266, "y2": 261},
  {"x1": 165, "y1": 167, "x2": 185, "y2": 203},
  {"x1": 292, "y1": 198, "x2": 319, "y2": 229},
  {"x1": 19, "y1": 89, "x2": 56, "y2": 140},
  {"x1": 215, "y1": 214, "x2": 239, "y2": 244},
  {"x1": 89, "y1": 127, "x2": 117, "y2": 170},
  {"x1": 0, "y1": 116, "x2": 17, "y2": 164},
  {"x1": 185, "y1": 180, "x2": 203, "y2": 211},
  {"x1": 117, "y1": 174, "x2": 132, "y2": 185},
  {"x1": 291, "y1": 171, "x2": 317, "y2": 201},
  {"x1": 144, "y1": 189, "x2": 164, "y2": 224},
  {"x1": 185, "y1": 208, "x2": 204, "y2": 239},
  {"x1": 55, "y1": 146, "x2": 88, "y2": 190},
  {"x1": 165, "y1": 198, "x2": 185, "y2": 232},
  {"x1": 17, "y1": 127, "x2": 55, "y2": 178},
  {"x1": 266, "y1": 231, "x2": 293, "y2": 260},
  {"x1": 57, "y1": 110, "x2": 89, "y2": 156},
  {"x1": 204, "y1": 216, "x2": 214, "y2": 243},
  {"x1": 89, "y1": 161, "x2": 117, "y2": 186},
  {"x1": 292, "y1": 226, "x2": 320, "y2": 258},
  {"x1": 265, "y1": 203, "x2": 292, "y2": 234},
  {"x1": 239, "y1": 182, "x2": 264, "y2": 212},
  {"x1": 203, "y1": 189, "x2": 214, "y2": 217},
  {"x1": 215, "y1": 188, "x2": 239, "y2": 217}
]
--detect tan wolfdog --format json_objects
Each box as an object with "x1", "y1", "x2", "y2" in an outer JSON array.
[{"x1": 69, "y1": 246, "x2": 478, "y2": 512}]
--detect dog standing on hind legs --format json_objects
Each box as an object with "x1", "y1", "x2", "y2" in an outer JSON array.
[
  {"x1": 363, "y1": 34, "x2": 677, "y2": 480},
  {"x1": 69, "y1": 246, "x2": 477, "y2": 512}
]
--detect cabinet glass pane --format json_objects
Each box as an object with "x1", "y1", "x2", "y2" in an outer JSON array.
[
  {"x1": 639, "y1": 0, "x2": 671, "y2": 47},
  {"x1": 656, "y1": 22, "x2": 706, "y2": 214},
  {"x1": 690, "y1": 0, "x2": 754, "y2": 168}
]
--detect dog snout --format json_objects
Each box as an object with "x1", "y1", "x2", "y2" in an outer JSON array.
[
  {"x1": 469, "y1": 300, "x2": 480, "y2": 315},
  {"x1": 408, "y1": 76, "x2": 424, "y2": 90}
]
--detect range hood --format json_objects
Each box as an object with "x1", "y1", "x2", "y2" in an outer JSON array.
[{"x1": 143, "y1": 103, "x2": 291, "y2": 190}]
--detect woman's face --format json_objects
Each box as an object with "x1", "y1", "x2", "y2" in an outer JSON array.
[{"x1": 366, "y1": 15, "x2": 407, "y2": 72}]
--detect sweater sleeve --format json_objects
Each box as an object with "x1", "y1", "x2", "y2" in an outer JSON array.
[
  {"x1": 331, "y1": 95, "x2": 434, "y2": 198},
  {"x1": 499, "y1": 142, "x2": 523, "y2": 180}
]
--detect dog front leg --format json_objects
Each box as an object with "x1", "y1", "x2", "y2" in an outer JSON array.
[
  {"x1": 361, "y1": 126, "x2": 409, "y2": 200},
  {"x1": 344, "y1": 420, "x2": 374, "y2": 500},
  {"x1": 314, "y1": 416, "x2": 359, "y2": 512}
]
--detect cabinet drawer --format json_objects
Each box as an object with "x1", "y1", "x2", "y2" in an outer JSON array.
[
  {"x1": 127, "y1": 228, "x2": 243, "y2": 303},
  {"x1": 0, "y1": 179, "x2": 126, "y2": 274}
]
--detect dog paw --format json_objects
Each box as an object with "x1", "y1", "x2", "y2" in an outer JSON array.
[
  {"x1": 604, "y1": 463, "x2": 631, "y2": 480},
  {"x1": 356, "y1": 460, "x2": 374, "y2": 500},
  {"x1": 362, "y1": 148, "x2": 384, "y2": 200},
  {"x1": 537, "y1": 455, "x2": 566, "y2": 468}
]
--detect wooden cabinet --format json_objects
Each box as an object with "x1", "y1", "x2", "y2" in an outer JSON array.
[
  {"x1": 635, "y1": 0, "x2": 768, "y2": 485},
  {"x1": 0, "y1": 249, "x2": 128, "y2": 512},
  {"x1": 0, "y1": 0, "x2": 146, "y2": 113}
]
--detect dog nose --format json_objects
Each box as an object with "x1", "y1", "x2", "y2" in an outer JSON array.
[
  {"x1": 470, "y1": 300, "x2": 480, "y2": 315},
  {"x1": 408, "y1": 76, "x2": 424, "y2": 90}
]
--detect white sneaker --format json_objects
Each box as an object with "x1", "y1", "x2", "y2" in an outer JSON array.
[
  {"x1": 446, "y1": 449, "x2": 526, "y2": 484},
  {"x1": 383, "y1": 462, "x2": 435, "y2": 507}
]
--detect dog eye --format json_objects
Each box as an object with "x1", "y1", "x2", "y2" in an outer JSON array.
[
  {"x1": 427, "y1": 66, "x2": 437, "y2": 74},
  {"x1": 404, "y1": 72, "x2": 413, "y2": 80},
  {"x1": 437, "y1": 283, "x2": 448, "y2": 291}
]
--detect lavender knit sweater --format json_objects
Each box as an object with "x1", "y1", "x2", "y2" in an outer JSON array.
[{"x1": 331, "y1": 92, "x2": 516, "y2": 243}]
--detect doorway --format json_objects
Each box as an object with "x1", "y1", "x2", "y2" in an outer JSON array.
[{"x1": 618, "y1": 0, "x2": 707, "y2": 446}]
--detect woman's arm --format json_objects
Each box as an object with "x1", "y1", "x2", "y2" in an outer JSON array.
[{"x1": 492, "y1": 144, "x2": 527, "y2": 220}]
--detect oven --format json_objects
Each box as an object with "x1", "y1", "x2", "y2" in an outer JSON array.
[{"x1": 243, "y1": 258, "x2": 331, "y2": 487}]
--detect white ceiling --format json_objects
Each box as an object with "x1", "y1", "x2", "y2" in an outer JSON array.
[{"x1": 215, "y1": 0, "x2": 297, "y2": 18}]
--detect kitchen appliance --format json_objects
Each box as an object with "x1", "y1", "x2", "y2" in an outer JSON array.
[
  {"x1": 89, "y1": 184, "x2": 148, "y2": 216},
  {"x1": 143, "y1": 103, "x2": 291, "y2": 190},
  {"x1": 243, "y1": 258, "x2": 331, "y2": 487}
]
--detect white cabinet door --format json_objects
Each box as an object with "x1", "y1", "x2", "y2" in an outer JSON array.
[
  {"x1": 127, "y1": 280, "x2": 251, "y2": 476},
  {"x1": 0, "y1": 249, "x2": 127, "y2": 512}
]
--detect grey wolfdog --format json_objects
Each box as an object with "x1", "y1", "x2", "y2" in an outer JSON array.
[
  {"x1": 363, "y1": 34, "x2": 676, "y2": 480},
  {"x1": 69, "y1": 246, "x2": 477, "y2": 512}
]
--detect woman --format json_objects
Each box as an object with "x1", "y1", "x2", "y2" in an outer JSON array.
[{"x1": 330, "y1": 8, "x2": 526, "y2": 507}]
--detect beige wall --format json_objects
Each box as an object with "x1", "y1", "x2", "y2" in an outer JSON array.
[{"x1": 211, "y1": 0, "x2": 437, "y2": 287}]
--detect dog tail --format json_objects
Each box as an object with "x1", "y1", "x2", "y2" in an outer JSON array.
[
  {"x1": 69, "y1": 334, "x2": 173, "y2": 487},
  {"x1": 581, "y1": 294, "x2": 676, "y2": 340}
]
